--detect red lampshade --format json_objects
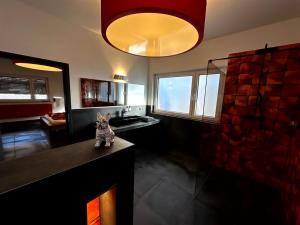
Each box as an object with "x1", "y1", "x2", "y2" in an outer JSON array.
[{"x1": 101, "y1": 0, "x2": 207, "y2": 57}]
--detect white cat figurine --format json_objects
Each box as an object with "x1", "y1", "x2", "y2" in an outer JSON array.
[{"x1": 95, "y1": 113, "x2": 115, "y2": 148}]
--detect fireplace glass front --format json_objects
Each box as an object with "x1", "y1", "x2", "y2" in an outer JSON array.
[{"x1": 87, "y1": 186, "x2": 117, "y2": 225}]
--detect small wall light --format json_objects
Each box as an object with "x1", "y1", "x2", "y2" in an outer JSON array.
[
  {"x1": 53, "y1": 96, "x2": 63, "y2": 102},
  {"x1": 113, "y1": 74, "x2": 128, "y2": 83}
]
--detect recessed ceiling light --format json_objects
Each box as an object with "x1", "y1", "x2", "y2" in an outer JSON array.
[{"x1": 14, "y1": 62, "x2": 62, "y2": 72}]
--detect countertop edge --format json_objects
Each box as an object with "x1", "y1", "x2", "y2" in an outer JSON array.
[
  {"x1": 0, "y1": 137, "x2": 134, "y2": 195},
  {"x1": 112, "y1": 119, "x2": 160, "y2": 133}
]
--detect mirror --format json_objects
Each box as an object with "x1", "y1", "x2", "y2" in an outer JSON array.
[
  {"x1": 81, "y1": 78, "x2": 145, "y2": 107},
  {"x1": 0, "y1": 51, "x2": 71, "y2": 160},
  {"x1": 81, "y1": 78, "x2": 125, "y2": 107}
]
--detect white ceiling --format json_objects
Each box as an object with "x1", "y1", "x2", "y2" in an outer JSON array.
[{"x1": 17, "y1": 0, "x2": 300, "y2": 40}]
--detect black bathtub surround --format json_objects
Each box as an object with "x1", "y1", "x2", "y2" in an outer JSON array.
[{"x1": 111, "y1": 116, "x2": 159, "y2": 134}]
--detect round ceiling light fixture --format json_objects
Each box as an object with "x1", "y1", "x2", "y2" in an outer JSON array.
[{"x1": 101, "y1": 0, "x2": 207, "y2": 57}]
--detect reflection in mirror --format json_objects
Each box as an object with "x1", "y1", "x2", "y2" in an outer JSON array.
[
  {"x1": 81, "y1": 78, "x2": 125, "y2": 107},
  {"x1": 127, "y1": 83, "x2": 145, "y2": 106},
  {"x1": 0, "y1": 56, "x2": 68, "y2": 161},
  {"x1": 117, "y1": 82, "x2": 125, "y2": 105}
]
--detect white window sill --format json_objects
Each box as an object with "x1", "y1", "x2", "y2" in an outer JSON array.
[{"x1": 152, "y1": 110, "x2": 220, "y2": 124}]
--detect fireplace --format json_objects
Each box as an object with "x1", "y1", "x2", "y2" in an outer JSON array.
[{"x1": 87, "y1": 185, "x2": 117, "y2": 225}]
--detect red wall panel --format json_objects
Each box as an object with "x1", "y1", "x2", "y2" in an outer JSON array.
[
  {"x1": 0, "y1": 103, "x2": 52, "y2": 119},
  {"x1": 208, "y1": 43, "x2": 300, "y2": 225}
]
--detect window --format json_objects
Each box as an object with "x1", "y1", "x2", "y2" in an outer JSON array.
[
  {"x1": 33, "y1": 79, "x2": 48, "y2": 100},
  {"x1": 195, "y1": 74, "x2": 220, "y2": 117},
  {"x1": 0, "y1": 76, "x2": 31, "y2": 100},
  {"x1": 154, "y1": 71, "x2": 224, "y2": 122},
  {"x1": 117, "y1": 83, "x2": 125, "y2": 105},
  {"x1": 157, "y1": 75, "x2": 192, "y2": 114},
  {"x1": 0, "y1": 75, "x2": 49, "y2": 101},
  {"x1": 99, "y1": 81, "x2": 109, "y2": 102},
  {"x1": 127, "y1": 83, "x2": 145, "y2": 106}
]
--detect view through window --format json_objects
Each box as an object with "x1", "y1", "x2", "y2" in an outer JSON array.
[
  {"x1": 33, "y1": 79, "x2": 48, "y2": 100},
  {"x1": 127, "y1": 83, "x2": 145, "y2": 106},
  {"x1": 157, "y1": 75, "x2": 192, "y2": 114},
  {"x1": 0, "y1": 76, "x2": 49, "y2": 101},
  {"x1": 155, "y1": 71, "x2": 223, "y2": 121},
  {"x1": 195, "y1": 74, "x2": 220, "y2": 117}
]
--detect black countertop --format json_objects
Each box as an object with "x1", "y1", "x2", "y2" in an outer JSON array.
[{"x1": 0, "y1": 136, "x2": 134, "y2": 195}]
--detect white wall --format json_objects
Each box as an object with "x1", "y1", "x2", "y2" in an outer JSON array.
[
  {"x1": 1, "y1": 0, "x2": 299, "y2": 108},
  {"x1": 148, "y1": 17, "x2": 300, "y2": 104},
  {"x1": 0, "y1": 0, "x2": 148, "y2": 109}
]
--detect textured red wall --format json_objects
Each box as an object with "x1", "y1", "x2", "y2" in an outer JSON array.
[{"x1": 211, "y1": 43, "x2": 300, "y2": 225}]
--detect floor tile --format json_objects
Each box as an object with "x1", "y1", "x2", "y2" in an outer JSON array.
[
  {"x1": 134, "y1": 201, "x2": 168, "y2": 225},
  {"x1": 142, "y1": 178, "x2": 193, "y2": 225},
  {"x1": 133, "y1": 148, "x2": 285, "y2": 225},
  {"x1": 134, "y1": 167, "x2": 164, "y2": 197}
]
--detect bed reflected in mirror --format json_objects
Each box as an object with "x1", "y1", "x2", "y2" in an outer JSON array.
[{"x1": 0, "y1": 52, "x2": 70, "y2": 161}]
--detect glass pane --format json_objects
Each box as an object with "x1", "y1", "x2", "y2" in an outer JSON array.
[
  {"x1": 35, "y1": 94, "x2": 48, "y2": 100},
  {"x1": 117, "y1": 83, "x2": 125, "y2": 105},
  {"x1": 196, "y1": 74, "x2": 220, "y2": 117},
  {"x1": 98, "y1": 81, "x2": 108, "y2": 102},
  {"x1": 127, "y1": 84, "x2": 145, "y2": 106},
  {"x1": 0, "y1": 76, "x2": 31, "y2": 100},
  {"x1": 0, "y1": 93, "x2": 31, "y2": 100},
  {"x1": 33, "y1": 79, "x2": 48, "y2": 100},
  {"x1": 157, "y1": 76, "x2": 192, "y2": 114},
  {"x1": 82, "y1": 79, "x2": 94, "y2": 99},
  {"x1": 109, "y1": 82, "x2": 115, "y2": 103}
]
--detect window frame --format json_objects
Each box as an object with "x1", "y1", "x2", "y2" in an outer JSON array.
[
  {"x1": 153, "y1": 70, "x2": 225, "y2": 123},
  {"x1": 0, "y1": 73, "x2": 50, "y2": 103}
]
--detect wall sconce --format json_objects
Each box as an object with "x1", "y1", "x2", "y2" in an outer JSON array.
[
  {"x1": 113, "y1": 74, "x2": 128, "y2": 83},
  {"x1": 53, "y1": 96, "x2": 63, "y2": 102}
]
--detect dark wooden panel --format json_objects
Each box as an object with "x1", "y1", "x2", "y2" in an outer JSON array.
[{"x1": 0, "y1": 137, "x2": 135, "y2": 225}]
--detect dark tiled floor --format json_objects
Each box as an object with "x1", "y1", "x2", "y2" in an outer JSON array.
[
  {"x1": 0, "y1": 129, "x2": 50, "y2": 160},
  {"x1": 134, "y1": 148, "x2": 286, "y2": 225}
]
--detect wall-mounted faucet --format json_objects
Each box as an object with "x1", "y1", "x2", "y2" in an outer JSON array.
[{"x1": 121, "y1": 106, "x2": 131, "y2": 117}]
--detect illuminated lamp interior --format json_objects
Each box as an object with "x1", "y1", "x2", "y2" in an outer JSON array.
[
  {"x1": 14, "y1": 62, "x2": 62, "y2": 72},
  {"x1": 106, "y1": 13, "x2": 199, "y2": 57}
]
